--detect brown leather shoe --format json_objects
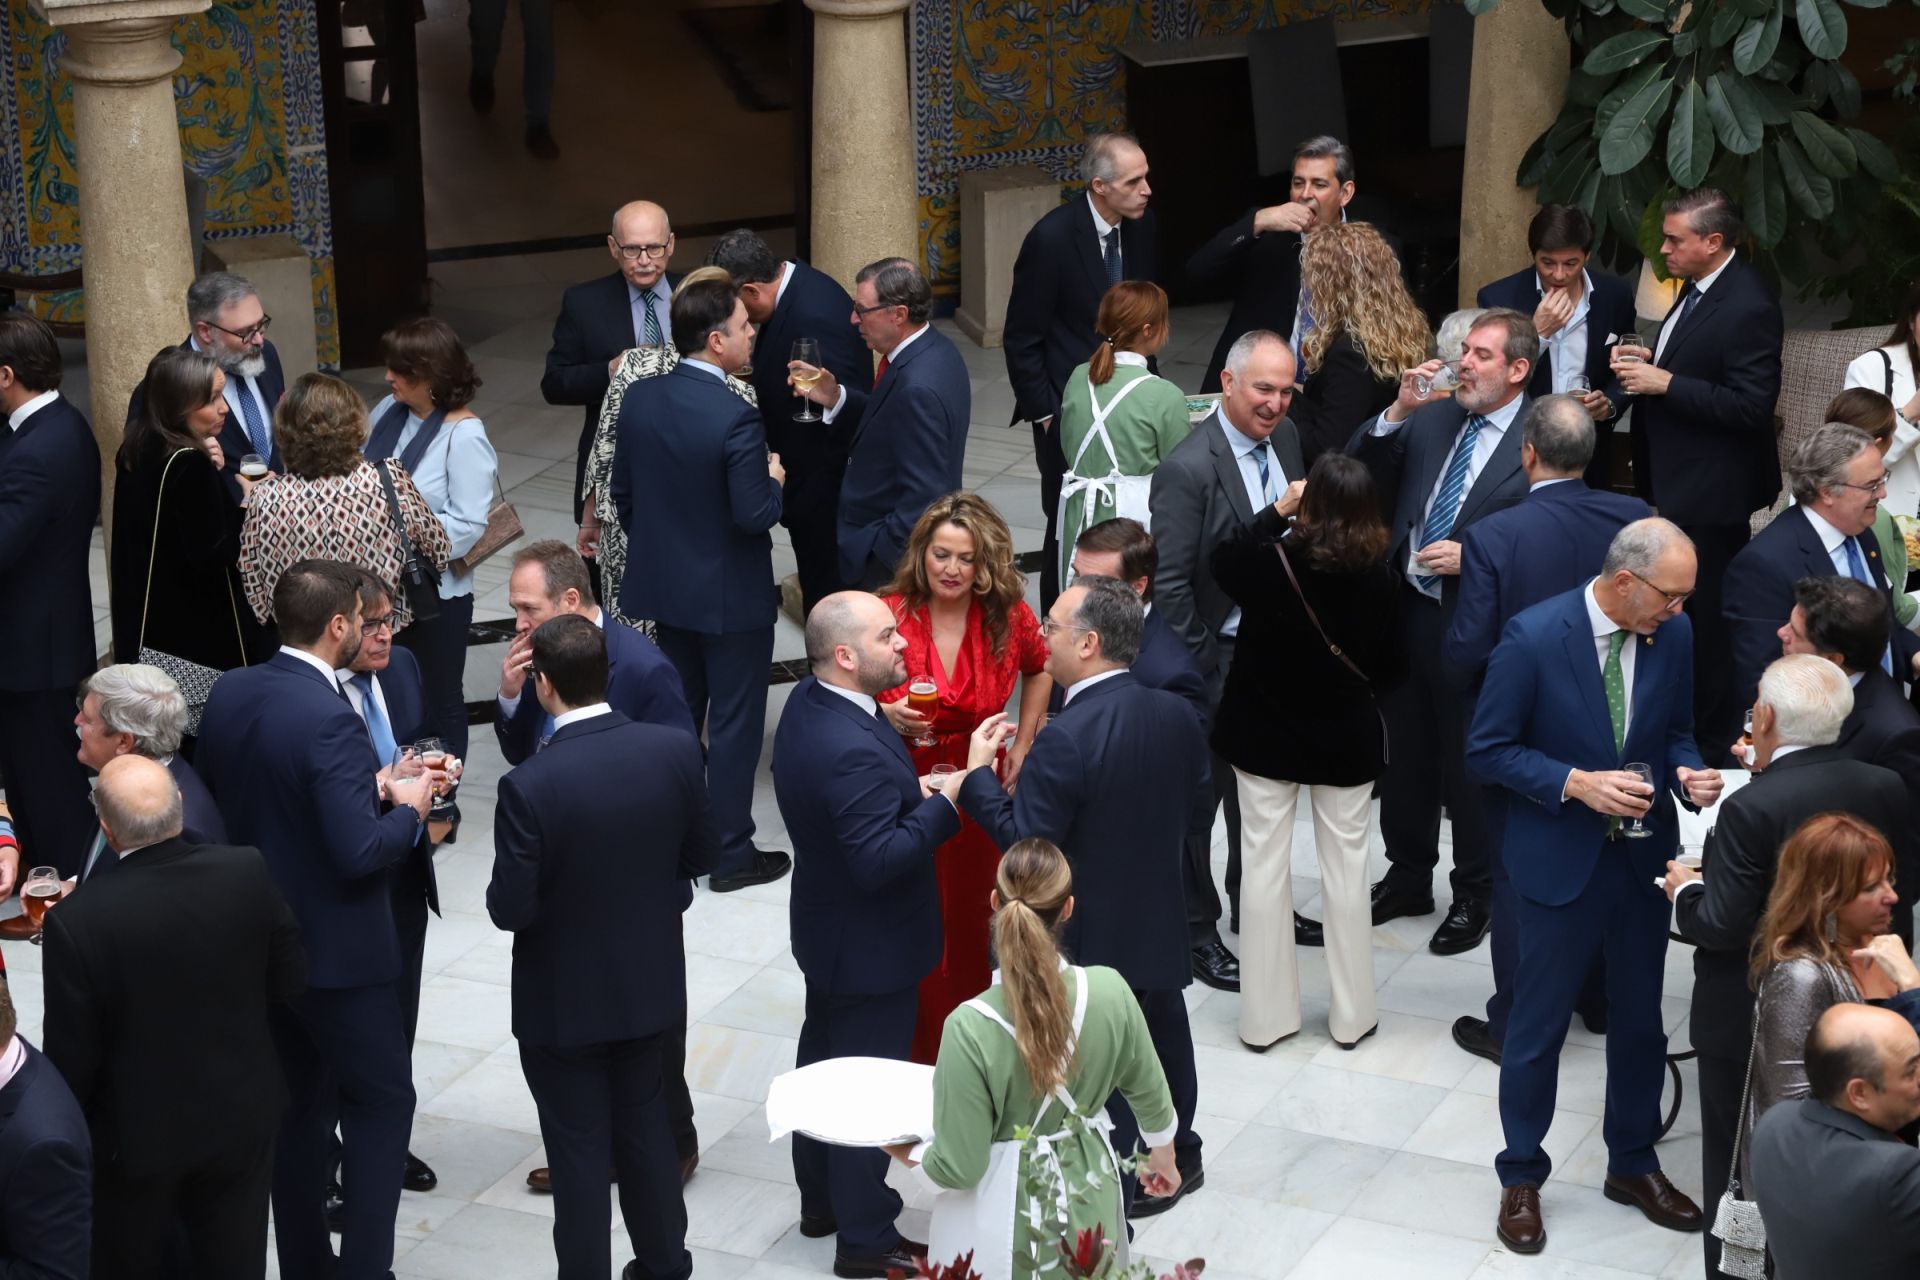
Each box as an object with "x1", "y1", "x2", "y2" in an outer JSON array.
[
  {"x1": 1603, "y1": 1170, "x2": 1704, "y2": 1232},
  {"x1": 1496, "y1": 1184, "x2": 1545, "y2": 1253},
  {"x1": 526, "y1": 1166, "x2": 551, "y2": 1193}
]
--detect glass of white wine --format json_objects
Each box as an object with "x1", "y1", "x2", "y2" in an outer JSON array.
[{"x1": 791, "y1": 338, "x2": 823, "y2": 423}]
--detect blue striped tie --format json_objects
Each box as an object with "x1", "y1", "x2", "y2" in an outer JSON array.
[
  {"x1": 1842, "y1": 536, "x2": 1895, "y2": 675},
  {"x1": 1415, "y1": 414, "x2": 1487, "y2": 593}
]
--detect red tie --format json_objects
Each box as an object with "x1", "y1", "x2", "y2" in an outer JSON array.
[{"x1": 874, "y1": 356, "x2": 890, "y2": 384}]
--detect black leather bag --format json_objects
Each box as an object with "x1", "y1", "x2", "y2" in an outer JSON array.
[{"x1": 375, "y1": 459, "x2": 441, "y2": 624}]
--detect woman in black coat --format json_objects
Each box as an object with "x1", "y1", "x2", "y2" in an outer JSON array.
[
  {"x1": 109, "y1": 347, "x2": 271, "y2": 671},
  {"x1": 1212, "y1": 452, "x2": 1406, "y2": 1052}
]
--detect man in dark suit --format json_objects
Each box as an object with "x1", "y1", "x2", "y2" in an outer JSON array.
[
  {"x1": 0, "y1": 310, "x2": 100, "y2": 879},
  {"x1": 1443, "y1": 396, "x2": 1649, "y2": 1061},
  {"x1": 1004, "y1": 132, "x2": 1157, "y2": 607},
  {"x1": 43, "y1": 754, "x2": 305, "y2": 1278},
  {"x1": 0, "y1": 983, "x2": 91, "y2": 1279},
  {"x1": 195, "y1": 559, "x2": 435, "y2": 1280},
  {"x1": 773, "y1": 592, "x2": 962, "y2": 1277},
  {"x1": 1752, "y1": 1004, "x2": 1920, "y2": 1280},
  {"x1": 613, "y1": 276, "x2": 790, "y2": 894},
  {"x1": 1474, "y1": 205, "x2": 1636, "y2": 491},
  {"x1": 1724, "y1": 423, "x2": 1920, "y2": 756},
  {"x1": 1467, "y1": 518, "x2": 1720, "y2": 1253},
  {"x1": 789, "y1": 257, "x2": 970, "y2": 590},
  {"x1": 1150, "y1": 330, "x2": 1311, "y2": 955},
  {"x1": 1612, "y1": 187, "x2": 1785, "y2": 754},
  {"x1": 954, "y1": 577, "x2": 1213, "y2": 1217},
  {"x1": 709, "y1": 229, "x2": 874, "y2": 612},
  {"x1": 488, "y1": 614, "x2": 709, "y2": 1280},
  {"x1": 1666, "y1": 653, "x2": 1906, "y2": 1276},
  {"x1": 72, "y1": 663, "x2": 228, "y2": 886},
  {"x1": 1349, "y1": 308, "x2": 1538, "y2": 955}
]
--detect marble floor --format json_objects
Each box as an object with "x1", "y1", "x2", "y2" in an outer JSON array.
[{"x1": 15, "y1": 253, "x2": 1719, "y2": 1280}]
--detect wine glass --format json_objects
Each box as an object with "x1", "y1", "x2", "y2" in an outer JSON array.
[
  {"x1": 791, "y1": 338, "x2": 823, "y2": 423},
  {"x1": 906, "y1": 677, "x2": 940, "y2": 749},
  {"x1": 1623, "y1": 762, "x2": 1655, "y2": 838},
  {"x1": 411, "y1": 737, "x2": 456, "y2": 817},
  {"x1": 1615, "y1": 333, "x2": 1646, "y2": 364},
  {"x1": 1565, "y1": 372, "x2": 1591, "y2": 397},
  {"x1": 929, "y1": 763, "x2": 956, "y2": 792},
  {"x1": 1413, "y1": 361, "x2": 1461, "y2": 400},
  {"x1": 21, "y1": 865, "x2": 60, "y2": 945}
]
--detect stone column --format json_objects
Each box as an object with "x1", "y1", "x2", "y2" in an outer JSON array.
[
  {"x1": 805, "y1": 0, "x2": 917, "y2": 290},
  {"x1": 1458, "y1": 2, "x2": 1569, "y2": 307},
  {"x1": 34, "y1": 0, "x2": 208, "y2": 549}
]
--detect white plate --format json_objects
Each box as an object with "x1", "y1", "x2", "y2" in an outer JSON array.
[{"x1": 766, "y1": 1056, "x2": 935, "y2": 1148}]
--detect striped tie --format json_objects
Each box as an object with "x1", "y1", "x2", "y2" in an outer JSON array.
[{"x1": 1414, "y1": 414, "x2": 1487, "y2": 593}]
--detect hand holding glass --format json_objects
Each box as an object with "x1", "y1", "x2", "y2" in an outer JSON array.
[
  {"x1": 906, "y1": 678, "x2": 940, "y2": 748},
  {"x1": 239, "y1": 453, "x2": 269, "y2": 479},
  {"x1": 1414, "y1": 361, "x2": 1461, "y2": 399},
  {"x1": 1623, "y1": 762, "x2": 1655, "y2": 838},
  {"x1": 22, "y1": 865, "x2": 59, "y2": 944},
  {"x1": 1614, "y1": 334, "x2": 1646, "y2": 364},
  {"x1": 791, "y1": 339, "x2": 823, "y2": 422}
]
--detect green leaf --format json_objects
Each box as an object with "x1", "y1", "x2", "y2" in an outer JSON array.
[
  {"x1": 1567, "y1": 68, "x2": 1614, "y2": 107},
  {"x1": 1705, "y1": 72, "x2": 1765, "y2": 153},
  {"x1": 1745, "y1": 148, "x2": 1788, "y2": 246},
  {"x1": 1733, "y1": 7, "x2": 1783, "y2": 72},
  {"x1": 1776, "y1": 135, "x2": 1836, "y2": 217},
  {"x1": 1790, "y1": 110, "x2": 1857, "y2": 176},
  {"x1": 1576, "y1": 163, "x2": 1605, "y2": 212},
  {"x1": 1795, "y1": 0, "x2": 1847, "y2": 58},
  {"x1": 1673, "y1": 25, "x2": 1700, "y2": 55},
  {"x1": 1542, "y1": 139, "x2": 1599, "y2": 204},
  {"x1": 1708, "y1": 1, "x2": 1748, "y2": 45},
  {"x1": 1849, "y1": 127, "x2": 1900, "y2": 182},
  {"x1": 1616, "y1": 0, "x2": 1668, "y2": 18},
  {"x1": 1638, "y1": 193, "x2": 1671, "y2": 271},
  {"x1": 1741, "y1": 75, "x2": 1796, "y2": 124},
  {"x1": 1583, "y1": 29, "x2": 1670, "y2": 75},
  {"x1": 1599, "y1": 74, "x2": 1675, "y2": 174},
  {"x1": 1597, "y1": 61, "x2": 1665, "y2": 136},
  {"x1": 1730, "y1": 0, "x2": 1772, "y2": 16},
  {"x1": 1668, "y1": 79, "x2": 1717, "y2": 186},
  {"x1": 1517, "y1": 133, "x2": 1552, "y2": 186},
  {"x1": 1823, "y1": 60, "x2": 1862, "y2": 116}
]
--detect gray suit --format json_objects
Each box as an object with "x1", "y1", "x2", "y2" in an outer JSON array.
[{"x1": 1751, "y1": 1098, "x2": 1920, "y2": 1280}]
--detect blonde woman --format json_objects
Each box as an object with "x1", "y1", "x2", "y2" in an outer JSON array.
[
  {"x1": 1291, "y1": 221, "x2": 1432, "y2": 464},
  {"x1": 579, "y1": 265, "x2": 757, "y2": 632}
]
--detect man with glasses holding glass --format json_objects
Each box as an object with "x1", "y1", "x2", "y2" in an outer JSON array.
[{"x1": 1724, "y1": 423, "x2": 1920, "y2": 759}]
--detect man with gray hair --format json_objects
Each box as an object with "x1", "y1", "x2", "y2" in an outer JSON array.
[
  {"x1": 1004, "y1": 131, "x2": 1158, "y2": 606},
  {"x1": 1724, "y1": 421, "x2": 1920, "y2": 757},
  {"x1": 71, "y1": 663, "x2": 226, "y2": 882},
  {"x1": 1666, "y1": 652, "x2": 1908, "y2": 1276}
]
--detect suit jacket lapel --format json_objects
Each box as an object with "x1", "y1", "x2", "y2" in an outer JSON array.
[
  {"x1": 1455, "y1": 401, "x2": 1527, "y2": 529},
  {"x1": 1655, "y1": 267, "x2": 1733, "y2": 369},
  {"x1": 811, "y1": 679, "x2": 913, "y2": 771},
  {"x1": 1860, "y1": 523, "x2": 1891, "y2": 590},
  {"x1": 1790, "y1": 507, "x2": 1838, "y2": 581},
  {"x1": 1206, "y1": 409, "x2": 1257, "y2": 524},
  {"x1": 602, "y1": 272, "x2": 636, "y2": 348},
  {"x1": 1076, "y1": 209, "x2": 1109, "y2": 296},
  {"x1": 1562, "y1": 612, "x2": 1617, "y2": 759}
]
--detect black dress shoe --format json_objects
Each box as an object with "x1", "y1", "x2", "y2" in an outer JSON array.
[
  {"x1": 709, "y1": 849, "x2": 792, "y2": 893},
  {"x1": 324, "y1": 1180, "x2": 345, "y2": 1234},
  {"x1": 1578, "y1": 1006, "x2": 1609, "y2": 1035},
  {"x1": 1451, "y1": 1015, "x2": 1502, "y2": 1065},
  {"x1": 1369, "y1": 879, "x2": 1435, "y2": 926},
  {"x1": 468, "y1": 69, "x2": 495, "y2": 113},
  {"x1": 403, "y1": 1152, "x2": 436, "y2": 1193},
  {"x1": 1190, "y1": 938, "x2": 1240, "y2": 992},
  {"x1": 833, "y1": 1241, "x2": 923, "y2": 1279},
  {"x1": 798, "y1": 1212, "x2": 837, "y2": 1238},
  {"x1": 1229, "y1": 910, "x2": 1238, "y2": 934},
  {"x1": 1333, "y1": 1023, "x2": 1378, "y2": 1051},
  {"x1": 1294, "y1": 912, "x2": 1324, "y2": 947},
  {"x1": 524, "y1": 122, "x2": 561, "y2": 160},
  {"x1": 1428, "y1": 899, "x2": 1491, "y2": 956},
  {"x1": 1127, "y1": 1166, "x2": 1202, "y2": 1218}
]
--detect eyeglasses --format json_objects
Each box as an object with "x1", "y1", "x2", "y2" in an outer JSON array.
[
  {"x1": 1834, "y1": 472, "x2": 1892, "y2": 495},
  {"x1": 359, "y1": 614, "x2": 395, "y2": 636},
  {"x1": 613, "y1": 241, "x2": 672, "y2": 261},
  {"x1": 852, "y1": 301, "x2": 901, "y2": 317},
  {"x1": 206, "y1": 315, "x2": 272, "y2": 343},
  {"x1": 1628, "y1": 569, "x2": 1693, "y2": 609},
  {"x1": 1037, "y1": 617, "x2": 1089, "y2": 638}
]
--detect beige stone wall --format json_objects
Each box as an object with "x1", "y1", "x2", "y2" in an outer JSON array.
[
  {"x1": 805, "y1": 0, "x2": 918, "y2": 292},
  {"x1": 1459, "y1": 2, "x2": 1570, "y2": 307}
]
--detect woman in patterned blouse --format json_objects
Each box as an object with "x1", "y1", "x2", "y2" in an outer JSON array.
[{"x1": 240, "y1": 373, "x2": 450, "y2": 630}]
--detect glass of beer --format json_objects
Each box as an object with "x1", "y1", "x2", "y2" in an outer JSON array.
[
  {"x1": 1615, "y1": 333, "x2": 1646, "y2": 364},
  {"x1": 21, "y1": 865, "x2": 60, "y2": 944},
  {"x1": 239, "y1": 453, "x2": 269, "y2": 479},
  {"x1": 1413, "y1": 361, "x2": 1461, "y2": 400},
  {"x1": 1623, "y1": 761, "x2": 1655, "y2": 838},
  {"x1": 906, "y1": 676, "x2": 940, "y2": 748},
  {"x1": 411, "y1": 737, "x2": 456, "y2": 817},
  {"x1": 791, "y1": 338, "x2": 823, "y2": 423},
  {"x1": 929, "y1": 763, "x2": 956, "y2": 792},
  {"x1": 1566, "y1": 372, "x2": 1591, "y2": 397}
]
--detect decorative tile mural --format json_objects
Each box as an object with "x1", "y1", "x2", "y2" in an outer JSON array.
[
  {"x1": 1, "y1": 0, "x2": 339, "y2": 365},
  {"x1": 911, "y1": 0, "x2": 1429, "y2": 295}
]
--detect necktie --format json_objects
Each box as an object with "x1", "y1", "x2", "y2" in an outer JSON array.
[
  {"x1": 1102, "y1": 230, "x2": 1121, "y2": 286},
  {"x1": 1655, "y1": 284, "x2": 1700, "y2": 364},
  {"x1": 1842, "y1": 537, "x2": 1896, "y2": 675},
  {"x1": 1414, "y1": 414, "x2": 1488, "y2": 592},
  {"x1": 1292, "y1": 281, "x2": 1315, "y2": 372},
  {"x1": 643, "y1": 290, "x2": 663, "y2": 347},
  {"x1": 234, "y1": 378, "x2": 269, "y2": 455},
  {"x1": 537, "y1": 711, "x2": 557, "y2": 752},
  {"x1": 874, "y1": 355, "x2": 891, "y2": 384},
  {"x1": 1603, "y1": 630, "x2": 1628, "y2": 837},
  {"x1": 81, "y1": 830, "x2": 108, "y2": 881},
  {"x1": 351, "y1": 673, "x2": 398, "y2": 766},
  {"x1": 1252, "y1": 441, "x2": 1277, "y2": 505}
]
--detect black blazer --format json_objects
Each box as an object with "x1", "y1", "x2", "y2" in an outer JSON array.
[
  {"x1": 1004, "y1": 197, "x2": 1159, "y2": 425},
  {"x1": 0, "y1": 394, "x2": 99, "y2": 695},
  {"x1": 750, "y1": 259, "x2": 872, "y2": 522},
  {"x1": 1627, "y1": 254, "x2": 1783, "y2": 524},
  {"x1": 1043, "y1": 606, "x2": 1208, "y2": 724},
  {"x1": 42, "y1": 839, "x2": 305, "y2": 1179},
  {"x1": 1753, "y1": 1100, "x2": 1920, "y2": 1280},
  {"x1": 1287, "y1": 331, "x2": 1398, "y2": 468},
  {"x1": 958, "y1": 672, "x2": 1212, "y2": 991},
  {"x1": 127, "y1": 337, "x2": 288, "y2": 501},
  {"x1": 1675, "y1": 748, "x2": 1908, "y2": 1060},
  {"x1": 496, "y1": 614, "x2": 694, "y2": 766},
  {"x1": 1211, "y1": 507, "x2": 1407, "y2": 785},
  {"x1": 0, "y1": 1041, "x2": 91, "y2": 1279},
  {"x1": 489, "y1": 711, "x2": 712, "y2": 1046}
]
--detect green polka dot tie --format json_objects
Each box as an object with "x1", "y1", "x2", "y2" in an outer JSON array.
[{"x1": 1603, "y1": 630, "x2": 1628, "y2": 755}]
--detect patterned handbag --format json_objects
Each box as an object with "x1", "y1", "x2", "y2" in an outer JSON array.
[
  {"x1": 1712, "y1": 1017, "x2": 1768, "y2": 1277},
  {"x1": 139, "y1": 448, "x2": 246, "y2": 735},
  {"x1": 449, "y1": 471, "x2": 524, "y2": 577}
]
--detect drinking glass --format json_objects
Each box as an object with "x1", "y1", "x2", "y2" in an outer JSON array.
[
  {"x1": 1678, "y1": 843, "x2": 1705, "y2": 871},
  {"x1": 929, "y1": 763, "x2": 956, "y2": 792},
  {"x1": 411, "y1": 737, "x2": 456, "y2": 816},
  {"x1": 906, "y1": 677, "x2": 940, "y2": 749},
  {"x1": 239, "y1": 452, "x2": 269, "y2": 479},
  {"x1": 791, "y1": 338, "x2": 823, "y2": 423},
  {"x1": 1413, "y1": 361, "x2": 1461, "y2": 399},
  {"x1": 21, "y1": 865, "x2": 59, "y2": 945},
  {"x1": 1615, "y1": 333, "x2": 1646, "y2": 364},
  {"x1": 1565, "y1": 372, "x2": 1592, "y2": 397},
  {"x1": 1624, "y1": 761, "x2": 1655, "y2": 838}
]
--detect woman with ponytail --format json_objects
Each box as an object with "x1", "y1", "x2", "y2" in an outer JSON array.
[
  {"x1": 1053, "y1": 281, "x2": 1193, "y2": 591},
  {"x1": 885, "y1": 839, "x2": 1178, "y2": 1280}
]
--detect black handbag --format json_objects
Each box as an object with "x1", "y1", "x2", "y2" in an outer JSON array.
[{"x1": 375, "y1": 459, "x2": 442, "y2": 624}]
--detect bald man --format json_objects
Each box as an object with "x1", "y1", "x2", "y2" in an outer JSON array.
[
  {"x1": 1752, "y1": 1002, "x2": 1920, "y2": 1280},
  {"x1": 544, "y1": 199, "x2": 685, "y2": 598},
  {"x1": 43, "y1": 755, "x2": 305, "y2": 1279}
]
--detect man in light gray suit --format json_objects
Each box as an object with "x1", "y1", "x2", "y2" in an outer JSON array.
[
  {"x1": 1751, "y1": 1001, "x2": 1920, "y2": 1280},
  {"x1": 1149, "y1": 328, "x2": 1311, "y2": 980}
]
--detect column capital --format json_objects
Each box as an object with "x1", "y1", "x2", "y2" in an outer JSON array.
[
  {"x1": 32, "y1": 0, "x2": 208, "y2": 84},
  {"x1": 805, "y1": 0, "x2": 909, "y2": 17}
]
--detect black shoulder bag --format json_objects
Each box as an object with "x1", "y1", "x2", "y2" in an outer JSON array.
[{"x1": 375, "y1": 459, "x2": 442, "y2": 623}]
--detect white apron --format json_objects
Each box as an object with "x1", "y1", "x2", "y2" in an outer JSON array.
[
  {"x1": 924, "y1": 967, "x2": 1123, "y2": 1280},
  {"x1": 1058, "y1": 375, "x2": 1156, "y2": 588}
]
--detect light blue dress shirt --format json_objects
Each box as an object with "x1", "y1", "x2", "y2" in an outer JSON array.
[
  {"x1": 370, "y1": 395, "x2": 499, "y2": 599},
  {"x1": 1215, "y1": 406, "x2": 1288, "y2": 638},
  {"x1": 629, "y1": 280, "x2": 671, "y2": 348},
  {"x1": 1537, "y1": 269, "x2": 1593, "y2": 394}
]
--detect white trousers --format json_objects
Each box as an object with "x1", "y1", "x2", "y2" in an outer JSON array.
[{"x1": 1234, "y1": 770, "x2": 1378, "y2": 1046}]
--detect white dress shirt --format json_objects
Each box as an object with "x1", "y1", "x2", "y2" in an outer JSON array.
[
  {"x1": 825, "y1": 323, "x2": 929, "y2": 423},
  {"x1": 189, "y1": 338, "x2": 276, "y2": 455},
  {"x1": 6, "y1": 389, "x2": 58, "y2": 433},
  {"x1": 1088, "y1": 194, "x2": 1121, "y2": 279},
  {"x1": 773, "y1": 261, "x2": 796, "y2": 312},
  {"x1": 1654, "y1": 249, "x2": 1736, "y2": 365},
  {"x1": 368, "y1": 395, "x2": 500, "y2": 599},
  {"x1": 1215, "y1": 407, "x2": 1288, "y2": 638},
  {"x1": 1374, "y1": 393, "x2": 1526, "y2": 593},
  {"x1": 280, "y1": 644, "x2": 345, "y2": 688},
  {"x1": 1062, "y1": 667, "x2": 1126, "y2": 705},
  {"x1": 552, "y1": 702, "x2": 612, "y2": 732},
  {"x1": 1538, "y1": 269, "x2": 1594, "y2": 394},
  {"x1": 498, "y1": 607, "x2": 606, "y2": 718}
]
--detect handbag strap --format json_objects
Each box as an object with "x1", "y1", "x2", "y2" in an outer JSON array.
[
  {"x1": 373, "y1": 459, "x2": 423, "y2": 564},
  {"x1": 1724, "y1": 997, "x2": 1764, "y2": 1197},
  {"x1": 1272, "y1": 540, "x2": 1371, "y2": 684},
  {"x1": 1882, "y1": 348, "x2": 1896, "y2": 399},
  {"x1": 141, "y1": 448, "x2": 247, "y2": 663}
]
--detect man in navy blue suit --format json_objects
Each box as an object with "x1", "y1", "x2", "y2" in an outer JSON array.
[
  {"x1": 710, "y1": 229, "x2": 874, "y2": 612},
  {"x1": 196, "y1": 559, "x2": 436, "y2": 1280},
  {"x1": 787, "y1": 257, "x2": 971, "y2": 590},
  {"x1": 0, "y1": 310, "x2": 101, "y2": 880},
  {"x1": 613, "y1": 276, "x2": 790, "y2": 894},
  {"x1": 1347, "y1": 308, "x2": 1537, "y2": 956},
  {"x1": 488, "y1": 613, "x2": 709, "y2": 1280},
  {"x1": 1443, "y1": 397, "x2": 1649, "y2": 1064},
  {"x1": 1723, "y1": 423, "x2": 1920, "y2": 759},
  {"x1": 773, "y1": 591, "x2": 961, "y2": 1277},
  {"x1": 1467, "y1": 519, "x2": 1721, "y2": 1253},
  {"x1": 1475, "y1": 205, "x2": 1636, "y2": 491},
  {"x1": 954, "y1": 576, "x2": 1213, "y2": 1218},
  {"x1": 0, "y1": 983, "x2": 92, "y2": 1279}
]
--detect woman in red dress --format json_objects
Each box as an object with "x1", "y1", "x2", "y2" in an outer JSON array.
[{"x1": 877, "y1": 493, "x2": 1053, "y2": 1063}]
